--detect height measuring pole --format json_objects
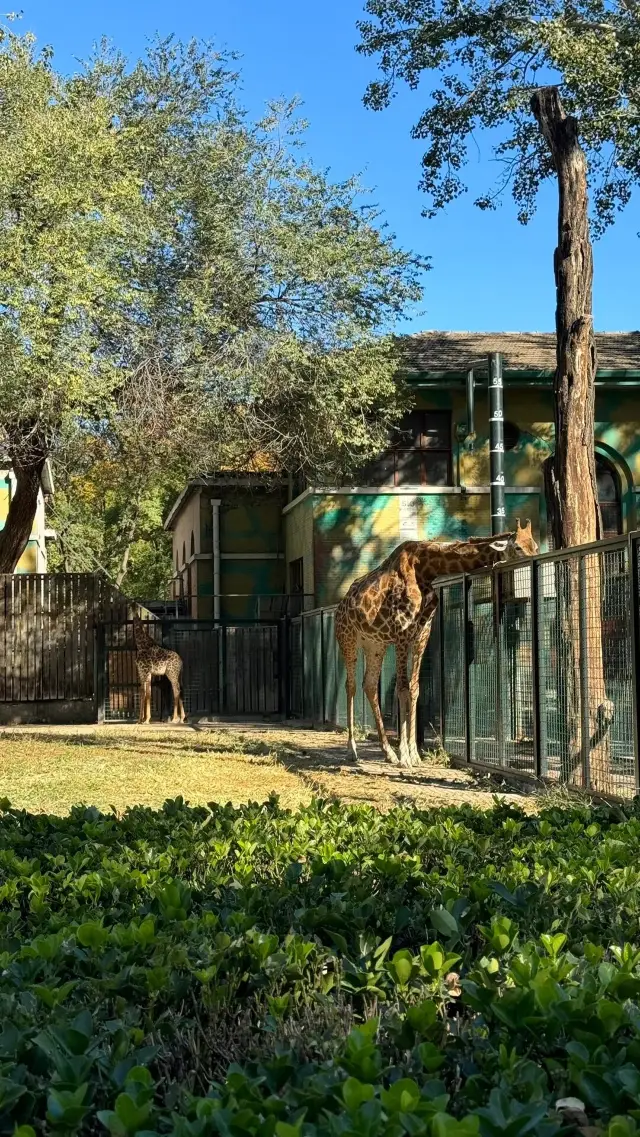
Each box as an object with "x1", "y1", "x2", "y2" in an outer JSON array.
[{"x1": 488, "y1": 353, "x2": 506, "y2": 534}]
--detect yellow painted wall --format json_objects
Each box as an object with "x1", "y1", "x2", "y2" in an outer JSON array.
[
  {"x1": 284, "y1": 496, "x2": 315, "y2": 596},
  {"x1": 171, "y1": 489, "x2": 201, "y2": 575},
  {"x1": 311, "y1": 490, "x2": 541, "y2": 606},
  {"x1": 0, "y1": 470, "x2": 48, "y2": 572}
]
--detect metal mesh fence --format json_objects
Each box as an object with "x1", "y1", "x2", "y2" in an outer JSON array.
[
  {"x1": 469, "y1": 573, "x2": 499, "y2": 765},
  {"x1": 287, "y1": 537, "x2": 639, "y2": 797},
  {"x1": 440, "y1": 581, "x2": 466, "y2": 760}
]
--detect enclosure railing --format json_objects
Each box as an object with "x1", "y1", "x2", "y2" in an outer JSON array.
[{"x1": 290, "y1": 532, "x2": 640, "y2": 799}]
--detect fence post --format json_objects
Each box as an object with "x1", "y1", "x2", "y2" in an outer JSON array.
[
  {"x1": 94, "y1": 623, "x2": 105, "y2": 723},
  {"x1": 578, "y1": 554, "x2": 590, "y2": 789},
  {"x1": 494, "y1": 572, "x2": 504, "y2": 766},
  {"x1": 629, "y1": 534, "x2": 640, "y2": 794},
  {"x1": 300, "y1": 612, "x2": 306, "y2": 722},
  {"x1": 319, "y1": 611, "x2": 326, "y2": 726},
  {"x1": 462, "y1": 575, "x2": 472, "y2": 765},
  {"x1": 438, "y1": 590, "x2": 446, "y2": 746},
  {"x1": 530, "y1": 559, "x2": 542, "y2": 778}
]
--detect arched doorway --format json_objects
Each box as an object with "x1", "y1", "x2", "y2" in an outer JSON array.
[{"x1": 596, "y1": 455, "x2": 623, "y2": 537}]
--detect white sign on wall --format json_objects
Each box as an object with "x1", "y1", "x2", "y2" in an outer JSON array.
[{"x1": 399, "y1": 495, "x2": 420, "y2": 541}]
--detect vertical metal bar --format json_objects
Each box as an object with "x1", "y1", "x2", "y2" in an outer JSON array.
[
  {"x1": 320, "y1": 610, "x2": 326, "y2": 725},
  {"x1": 301, "y1": 611, "x2": 306, "y2": 722},
  {"x1": 629, "y1": 534, "x2": 640, "y2": 794},
  {"x1": 438, "y1": 590, "x2": 446, "y2": 745},
  {"x1": 462, "y1": 575, "x2": 472, "y2": 765},
  {"x1": 495, "y1": 571, "x2": 504, "y2": 766},
  {"x1": 578, "y1": 555, "x2": 590, "y2": 789},
  {"x1": 488, "y1": 353, "x2": 506, "y2": 535},
  {"x1": 530, "y1": 559, "x2": 542, "y2": 778}
]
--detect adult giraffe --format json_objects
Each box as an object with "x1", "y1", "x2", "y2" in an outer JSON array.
[{"x1": 335, "y1": 521, "x2": 538, "y2": 766}]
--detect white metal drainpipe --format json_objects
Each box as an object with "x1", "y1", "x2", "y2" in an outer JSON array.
[{"x1": 211, "y1": 499, "x2": 221, "y2": 621}]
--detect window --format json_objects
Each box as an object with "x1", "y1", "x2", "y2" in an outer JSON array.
[
  {"x1": 362, "y1": 410, "x2": 452, "y2": 487},
  {"x1": 182, "y1": 541, "x2": 186, "y2": 566},
  {"x1": 289, "y1": 557, "x2": 304, "y2": 594},
  {"x1": 596, "y1": 455, "x2": 622, "y2": 537},
  {"x1": 544, "y1": 453, "x2": 623, "y2": 547},
  {"x1": 190, "y1": 531, "x2": 195, "y2": 557},
  {"x1": 503, "y1": 421, "x2": 521, "y2": 451}
]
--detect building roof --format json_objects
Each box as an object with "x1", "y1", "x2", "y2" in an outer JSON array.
[
  {"x1": 402, "y1": 331, "x2": 640, "y2": 375},
  {"x1": 164, "y1": 472, "x2": 287, "y2": 531}
]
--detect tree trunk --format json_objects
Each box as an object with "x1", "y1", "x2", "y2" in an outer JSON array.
[
  {"x1": 115, "y1": 511, "x2": 140, "y2": 589},
  {"x1": 531, "y1": 86, "x2": 613, "y2": 794},
  {"x1": 0, "y1": 438, "x2": 46, "y2": 574}
]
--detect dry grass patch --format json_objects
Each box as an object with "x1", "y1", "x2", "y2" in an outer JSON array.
[
  {"x1": 0, "y1": 721, "x2": 541, "y2": 816},
  {"x1": 0, "y1": 725, "x2": 312, "y2": 815}
]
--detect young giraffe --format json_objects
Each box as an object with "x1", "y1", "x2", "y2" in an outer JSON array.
[
  {"x1": 133, "y1": 616, "x2": 186, "y2": 725},
  {"x1": 335, "y1": 520, "x2": 538, "y2": 767}
]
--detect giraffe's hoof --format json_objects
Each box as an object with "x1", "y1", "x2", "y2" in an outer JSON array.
[{"x1": 384, "y1": 751, "x2": 400, "y2": 765}]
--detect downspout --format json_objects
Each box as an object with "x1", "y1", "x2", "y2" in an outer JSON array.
[
  {"x1": 211, "y1": 499, "x2": 221, "y2": 621},
  {"x1": 488, "y1": 353, "x2": 506, "y2": 534},
  {"x1": 466, "y1": 369, "x2": 476, "y2": 447}
]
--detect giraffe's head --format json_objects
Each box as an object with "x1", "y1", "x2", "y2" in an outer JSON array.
[{"x1": 489, "y1": 518, "x2": 538, "y2": 563}]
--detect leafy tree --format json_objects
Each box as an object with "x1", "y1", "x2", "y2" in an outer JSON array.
[
  {"x1": 357, "y1": 0, "x2": 639, "y2": 793},
  {"x1": 1, "y1": 30, "x2": 426, "y2": 577},
  {"x1": 0, "y1": 29, "x2": 147, "y2": 572},
  {"x1": 357, "y1": 0, "x2": 640, "y2": 547}
]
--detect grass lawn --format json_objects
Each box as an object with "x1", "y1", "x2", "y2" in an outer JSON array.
[{"x1": 0, "y1": 722, "x2": 541, "y2": 815}]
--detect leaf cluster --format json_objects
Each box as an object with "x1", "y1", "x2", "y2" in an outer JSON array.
[{"x1": 3, "y1": 794, "x2": 640, "y2": 1134}]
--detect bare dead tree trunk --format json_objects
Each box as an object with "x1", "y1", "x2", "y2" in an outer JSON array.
[
  {"x1": 0, "y1": 434, "x2": 46, "y2": 573},
  {"x1": 531, "y1": 86, "x2": 613, "y2": 794},
  {"x1": 531, "y1": 87, "x2": 600, "y2": 550}
]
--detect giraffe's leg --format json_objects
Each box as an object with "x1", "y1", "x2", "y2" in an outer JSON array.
[
  {"x1": 169, "y1": 676, "x2": 181, "y2": 723},
  {"x1": 395, "y1": 643, "x2": 412, "y2": 767},
  {"x1": 408, "y1": 619, "x2": 435, "y2": 764},
  {"x1": 337, "y1": 627, "x2": 359, "y2": 762},
  {"x1": 143, "y1": 675, "x2": 152, "y2": 724},
  {"x1": 137, "y1": 666, "x2": 148, "y2": 724},
  {"x1": 169, "y1": 670, "x2": 186, "y2": 723},
  {"x1": 363, "y1": 642, "x2": 398, "y2": 764}
]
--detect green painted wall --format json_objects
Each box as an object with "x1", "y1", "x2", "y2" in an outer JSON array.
[
  {"x1": 310, "y1": 385, "x2": 637, "y2": 606},
  {"x1": 219, "y1": 496, "x2": 284, "y2": 555},
  {"x1": 219, "y1": 560, "x2": 285, "y2": 619},
  {"x1": 284, "y1": 496, "x2": 314, "y2": 597}
]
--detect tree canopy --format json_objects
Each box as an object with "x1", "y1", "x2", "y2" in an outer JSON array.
[
  {"x1": 357, "y1": 0, "x2": 640, "y2": 233},
  {"x1": 0, "y1": 28, "x2": 426, "y2": 580}
]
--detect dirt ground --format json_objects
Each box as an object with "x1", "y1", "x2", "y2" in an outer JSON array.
[{"x1": 0, "y1": 719, "x2": 545, "y2": 815}]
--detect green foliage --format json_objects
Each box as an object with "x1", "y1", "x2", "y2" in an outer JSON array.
[
  {"x1": 0, "y1": 27, "x2": 424, "y2": 576},
  {"x1": 4, "y1": 795, "x2": 640, "y2": 1134},
  {"x1": 358, "y1": 0, "x2": 640, "y2": 232}
]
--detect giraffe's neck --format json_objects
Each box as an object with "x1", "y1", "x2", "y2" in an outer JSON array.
[
  {"x1": 415, "y1": 533, "x2": 511, "y2": 586},
  {"x1": 133, "y1": 621, "x2": 154, "y2": 650}
]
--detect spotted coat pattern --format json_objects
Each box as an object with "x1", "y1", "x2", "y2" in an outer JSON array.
[
  {"x1": 334, "y1": 521, "x2": 538, "y2": 767},
  {"x1": 133, "y1": 617, "x2": 186, "y2": 725}
]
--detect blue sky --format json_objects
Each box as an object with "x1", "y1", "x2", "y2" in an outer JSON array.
[{"x1": 17, "y1": 0, "x2": 639, "y2": 334}]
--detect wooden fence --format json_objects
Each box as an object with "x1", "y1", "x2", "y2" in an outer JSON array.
[{"x1": 0, "y1": 574, "x2": 138, "y2": 704}]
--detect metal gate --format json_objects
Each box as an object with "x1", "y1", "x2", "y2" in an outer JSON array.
[{"x1": 99, "y1": 619, "x2": 283, "y2": 722}]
